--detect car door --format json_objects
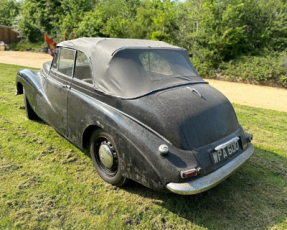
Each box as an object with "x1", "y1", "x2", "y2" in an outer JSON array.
[
  {"x1": 67, "y1": 50, "x2": 96, "y2": 145},
  {"x1": 42, "y1": 47, "x2": 76, "y2": 136}
]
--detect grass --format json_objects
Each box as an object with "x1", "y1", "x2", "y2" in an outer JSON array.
[{"x1": 0, "y1": 62, "x2": 287, "y2": 229}]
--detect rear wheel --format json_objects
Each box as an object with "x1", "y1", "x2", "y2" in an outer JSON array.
[
  {"x1": 90, "y1": 129, "x2": 128, "y2": 186},
  {"x1": 23, "y1": 88, "x2": 39, "y2": 120}
]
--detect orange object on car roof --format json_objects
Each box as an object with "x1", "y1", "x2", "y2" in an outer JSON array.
[{"x1": 44, "y1": 30, "x2": 73, "y2": 57}]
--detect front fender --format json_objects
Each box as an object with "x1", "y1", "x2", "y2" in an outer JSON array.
[{"x1": 16, "y1": 69, "x2": 42, "y2": 111}]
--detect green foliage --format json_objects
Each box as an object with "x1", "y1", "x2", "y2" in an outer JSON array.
[
  {"x1": 13, "y1": 0, "x2": 63, "y2": 42},
  {"x1": 75, "y1": 0, "x2": 139, "y2": 38},
  {"x1": 60, "y1": 0, "x2": 96, "y2": 32},
  {"x1": 129, "y1": 0, "x2": 178, "y2": 43},
  {"x1": 14, "y1": 0, "x2": 96, "y2": 42},
  {"x1": 196, "y1": 1, "x2": 248, "y2": 64},
  {"x1": 74, "y1": 4, "x2": 109, "y2": 38},
  {"x1": 8, "y1": 40, "x2": 46, "y2": 51},
  {"x1": 0, "y1": 0, "x2": 20, "y2": 26},
  {"x1": 194, "y1": 50, "x2": 287, "y2": 87},
  {"x1": 219, "y1": 52, "x2": 287, "y2": 86},
  {"x1": 179, "y1": 0, "x2": 286, "y2": 66},
  {"x1": 13, "y1": 15, "x2": 44, "y2": 43}
]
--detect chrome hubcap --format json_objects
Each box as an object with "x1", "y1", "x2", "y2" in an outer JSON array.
[
  {"x1": 99, "y1": 144, "x2": 114, "y2": 168},
  {"x1": 95, "y1": 137, "x2": 118, "y2": 176}
]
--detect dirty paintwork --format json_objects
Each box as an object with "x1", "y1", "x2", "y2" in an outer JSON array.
[{"x1": 15, "y1": 38, "x2": 253, "y2": 194}]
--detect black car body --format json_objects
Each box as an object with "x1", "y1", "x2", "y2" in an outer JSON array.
[{"x1": 15, "y1": 38, "x2": 254, "y2": 195}]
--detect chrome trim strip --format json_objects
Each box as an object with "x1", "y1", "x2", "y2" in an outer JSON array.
[
  {"x1": 166, "y1": 144, "x2": 254, "y2": 195},
  {"x1": 187, "y1": 87, "x2": 202, "y2": 98},
  {"x1": 214, "y1": 136, "x2": 240, "y2": 151},
  {"x1": 95, "y1": 81, "x2": 208, "y2": 100}
]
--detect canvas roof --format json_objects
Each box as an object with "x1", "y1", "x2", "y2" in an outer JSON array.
[
  {"x1": 57, "y1": 37, "x2": 182, "y2": 56},
  {"x1": 57, "y1": 37, "x2": 202, "y2": 98}
]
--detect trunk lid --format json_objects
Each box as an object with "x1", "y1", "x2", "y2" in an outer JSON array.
[{"x1": 157, "y1": 84, "x2": 239, "y2": 150}]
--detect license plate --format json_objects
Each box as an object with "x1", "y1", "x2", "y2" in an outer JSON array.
[{"x1": 211, "y1": 139, "x2": 240, "y2": 165}]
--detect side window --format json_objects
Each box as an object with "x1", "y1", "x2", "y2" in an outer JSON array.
[
  {"x1": 74, "y1": 51, "x2": 93, "y2": 84},
  {"x1": 58, "y1": 48, "x2": 76, "y2": 77}
]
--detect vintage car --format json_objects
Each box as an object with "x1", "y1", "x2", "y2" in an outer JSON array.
[{"x1": 15, "y1": 38, "x2": 254, "y2": 195}]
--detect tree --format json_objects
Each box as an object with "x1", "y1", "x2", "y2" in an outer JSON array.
[
  {"x1": 14, "y1": 0, "x2": 64, "y2": 41},
  {"x1": 0, "y1": 0, "x2": 20, "y2": 26},
  {"x1": 129, "y1": 0, "x2": 178, "y2": 43},
  {"x1": 14, "y1": 0, "x2": 97, "y2": 42},
  {"x1": 60, "y1": 0, "x2": 97, "y2": 34},
  {"x1": 75, "y1": 0, "x2": 140, "y2": 38}
]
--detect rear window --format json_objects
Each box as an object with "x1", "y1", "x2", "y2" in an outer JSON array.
[
  {"x1": 139, "y1": 52, "x2": 173, "y2": 80},
  {"x1": 137, "y1": 50, "x2": 196, "y2": 82},
  {"x1": 104, "y1": 49, "x2": 202, "y2": 98}
]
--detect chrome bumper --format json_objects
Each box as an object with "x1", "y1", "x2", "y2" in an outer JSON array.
[{"x1": 166, "y1": 143, "x2": 254, "y2": 195}]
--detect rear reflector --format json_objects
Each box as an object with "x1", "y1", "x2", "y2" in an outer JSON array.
[{"x1": 197, "y1": 167, "x2": 203, "y2": 174}]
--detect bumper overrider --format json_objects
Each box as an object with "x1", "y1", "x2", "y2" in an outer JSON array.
[{"x1": 166, "y1": 143, "x2": 254, "y2": 195}]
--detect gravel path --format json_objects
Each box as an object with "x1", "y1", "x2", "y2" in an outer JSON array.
[
  {"x1": 0, "y1": 51, "x2": 52, "y2": 68},
  {"x1": 206, "y1": 79, "x2": 287, "y2": 112},
  {"x1": 1, "y1": 51, "x2": 287, "y2": 112}
]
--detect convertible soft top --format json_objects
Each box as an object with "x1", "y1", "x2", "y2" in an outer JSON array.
[{"x1": 57, "y1": 38, "x2": 203, "y2": 98}]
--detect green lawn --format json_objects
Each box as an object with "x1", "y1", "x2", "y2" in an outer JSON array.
[{"x1": 0, "y1": 63, "x2": 286, "y2": 229}]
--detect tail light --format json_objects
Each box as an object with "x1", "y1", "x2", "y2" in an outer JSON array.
[
  {"x1": 245, "y1": 132, "x2": 253, "y2": 143},
  {"x1": 181, "y1": 167, "x2": 203, "y2": 179}
]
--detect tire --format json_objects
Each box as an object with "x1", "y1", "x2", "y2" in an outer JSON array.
[
  {"x1": 90, "y1": 129, "x2": 128, "y2": 186},
  {"x1": 23, "y1": 88, "x2": 39, "y2": 120}
]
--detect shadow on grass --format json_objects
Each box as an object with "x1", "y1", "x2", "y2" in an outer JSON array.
[
  {"x1": 33, "y1": 119, "x2": 49, "y2": 126},
  {"x1": 121, "y1": 146, "x2": 287, "y2": 229},
  {"x1": 33, "y1": 119, "x2": 93, "y2": 158}
]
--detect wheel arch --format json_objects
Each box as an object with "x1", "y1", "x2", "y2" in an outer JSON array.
[
  {"x1": 16, "y1": 82, "x2": 23, "y2": 95},
  {"x1": 82, "y1": 124, "x2": 102, "y2": 149},
  {"x1": 79, "y1": 116, "x2": 169, "y2": 189},
  {"x1": 68, "y1": 96, "x2": 174, "y2": 192}
]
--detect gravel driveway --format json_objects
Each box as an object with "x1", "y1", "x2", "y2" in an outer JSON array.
[{"x1": 0, "y1": 51, "x2": 52, "y2": 68}]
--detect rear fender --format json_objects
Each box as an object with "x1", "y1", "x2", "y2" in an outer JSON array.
[{"x1": 69, "y1": 92, "x2": 199, "y2": 191}]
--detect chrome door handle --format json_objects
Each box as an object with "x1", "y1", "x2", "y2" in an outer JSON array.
[{"x1": 62, "y1": 85, "x2": 71, "y2": 89}]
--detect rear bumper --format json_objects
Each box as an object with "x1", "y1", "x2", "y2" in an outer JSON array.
[{"x1": 166, "y1": 143, "x2": 254, "y2": 195}]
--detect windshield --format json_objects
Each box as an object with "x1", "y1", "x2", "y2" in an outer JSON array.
[{"x1": 98, "y1": 49, "x2": 204, "y2": 98}]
